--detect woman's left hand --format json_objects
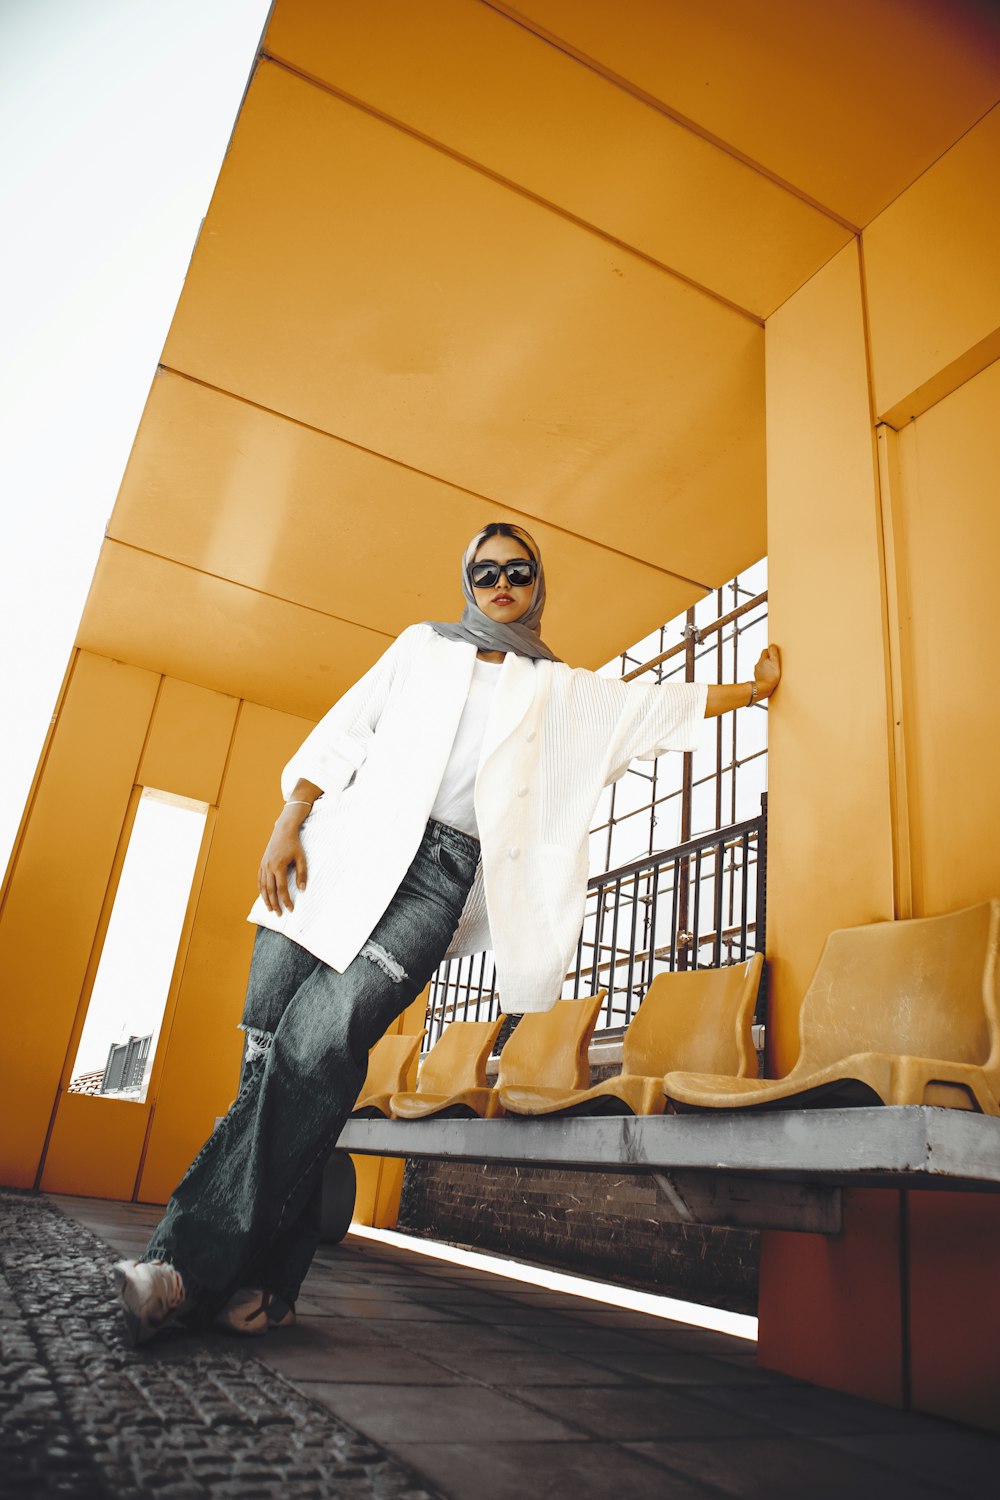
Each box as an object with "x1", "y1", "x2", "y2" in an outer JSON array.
[{"x1": 755, "y1": 644, "x2": 781, "y2": 700}]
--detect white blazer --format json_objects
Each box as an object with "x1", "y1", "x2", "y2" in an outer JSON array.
[{"x1": 247, "y1": 624, "x2": 707, "y2": 1012}]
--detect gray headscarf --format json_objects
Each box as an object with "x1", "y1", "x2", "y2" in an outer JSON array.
[{"x1": 427, "y1": 522, "x2": 561, "y2": 662}]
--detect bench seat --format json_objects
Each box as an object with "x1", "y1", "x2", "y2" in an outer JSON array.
[{"x1": 334, "y1": 1105, "x2": 1000, "y2": 1235}]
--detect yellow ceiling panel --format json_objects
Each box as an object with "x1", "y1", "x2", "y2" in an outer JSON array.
[
  {"x1": 161, "y1": 59, "x2": 764, "y2": 592},
  {"x1": 107, "y1": 371, "x2": 707, "y2": 674},
  {"x1": 863, "y1": 104, "x2": 1000, "y2": 426},
  {"x1": 75, "y1": 541, "x2": 394, "y2": 721},
  {"x1": 500, "y1": 0, "x2": 1000, "y2": 227},
  {"x1": 264, "y1": 0, "x2": 849, "y2": 317}
]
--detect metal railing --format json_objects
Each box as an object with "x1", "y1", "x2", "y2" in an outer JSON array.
[{"x1": 423, "y1": 797, "x2": 767, "y2": 1049}]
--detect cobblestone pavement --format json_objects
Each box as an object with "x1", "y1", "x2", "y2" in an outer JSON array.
[
  {"x1": 5, "y1": 1188, "x2": 1000, "y2": 1500},
  {"x1": 0, "y1": 1189, "x2": 440, "y2": 1500}
]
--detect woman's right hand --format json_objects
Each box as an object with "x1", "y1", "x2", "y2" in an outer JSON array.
[{"x1": 259, "y1": 809, "x2": 309, "y2": 914}]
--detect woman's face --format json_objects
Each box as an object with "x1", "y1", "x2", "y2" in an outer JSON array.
[{"x1": 470, "y1": 535, "x2": 536, "y2": 626}]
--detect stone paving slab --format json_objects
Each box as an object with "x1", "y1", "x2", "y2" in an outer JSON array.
[
  {"x1": 8, "y1": 1189, "x2": 1000, "y2": 1500},
  {"x1": 0, "y1": 1190, "x2": 441, "y2": 1500}
]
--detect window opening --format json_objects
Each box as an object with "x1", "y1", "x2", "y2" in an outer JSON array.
[{"x1": 67, "y1": 787, "x2": 208, "y2": 1103}]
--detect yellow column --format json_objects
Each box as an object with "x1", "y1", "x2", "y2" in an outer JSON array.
[
  {"x1": 764, "y1": 242, "x2": 895, "y2": 1075},
  {"x1": 0, "y1": 652, "x2": 159, "y2": 1186}
]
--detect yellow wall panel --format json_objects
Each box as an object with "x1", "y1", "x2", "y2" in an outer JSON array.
[
  {"x1": 893, "y1": 360, "x2": 1000, "y2": 917},
  {"x1": 39, "y1": 1095, "x2": 152, "y2": 1200},
  {"x1": 348, "y1": 985, "x2": 428, "y2": 1229},
  {"x1": 764, "y1": 245, "x2": 894, "y2": 1075},
  {"x1": 371, "y1": 1157, "x2": 408, "y2": 1228},
  {"x1": 0, "y1": 652, "x2": 159, "y2": 1187},
  {"x1": 504, "y1": 0, "x2": 1000, "y2": 226},
  {"x1": 139, "y1": 677, "x2": 239, "y2": 805},
  {"x1": 351, "y1": 1155, "x2": 383, "y2": 1226},
  {"x1": 864, "y1": 104, "x2": 1000, "y2": 426},
  {"x1": 106, "y1": 372, "x2": 705, "y2": 675},
  {"x1": 137, "y1": 699, "x2": 313, "y2": 1203},
  {"x1": 266, "y1": 0, "x2": 848, "y2": 317},
  {"x1": 77, "y1": 540, "x2": 394, "y2": 721},
  {"x1": 160, "y1": 59, "x2": 765, "y2": 591}
]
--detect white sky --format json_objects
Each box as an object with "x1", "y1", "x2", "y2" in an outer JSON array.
[
  {"x1": 1, "y1": 5, "x2": 769, "y2": 1089},
  {"x1": 0, "y1": 0, "x2": 768, "y2": 909},
  {"x1": 0, "y1": 0, "x2": 272, "y2": 876}
]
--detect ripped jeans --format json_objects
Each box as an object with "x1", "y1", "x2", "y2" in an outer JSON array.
[{"x1": 140, "y1": 818, "x2": 480, "y2": 1318}]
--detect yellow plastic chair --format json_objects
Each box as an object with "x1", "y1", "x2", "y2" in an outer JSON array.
[
  {"x1": 494, "y1": 993, "x2": 607, "y2": 1115},
  {"x1": 499, "y1": 960, "x2": 762, "y2": 1116},
  {"x1": 664, "y1": 901, "x2": 1000, "y2": 1115},
  {"x1": 389, "y1": 1017, "x2": 505, "y2": 1119},
  {"x1": 352, "y1": 1032, "x2": 424, "y2": 1118}
]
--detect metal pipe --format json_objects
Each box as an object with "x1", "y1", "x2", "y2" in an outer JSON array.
[{"x1": 619, "y1": 590, "x2": 767, "y2": 681}]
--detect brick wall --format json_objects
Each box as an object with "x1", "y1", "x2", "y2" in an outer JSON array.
[{"x1": 397, "y1": 1157, "x2": 758, "y2": 1314}]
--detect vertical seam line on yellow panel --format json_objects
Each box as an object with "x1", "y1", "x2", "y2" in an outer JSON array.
[{"x1": 856, "y1": 236, "x2": 913, "y2": 921}]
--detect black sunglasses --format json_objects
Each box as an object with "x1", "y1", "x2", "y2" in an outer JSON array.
[{"x1": 469, "y1": 558, "x2": 538, "y2": 589}]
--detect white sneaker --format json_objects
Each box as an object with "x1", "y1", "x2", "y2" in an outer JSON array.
[
  {"x1": 214, "y1": 1287, "x2": 296, "y2": 1335},
  {"x1": 112, "y1": 1258, "x2": 190, "y2": 1346}
]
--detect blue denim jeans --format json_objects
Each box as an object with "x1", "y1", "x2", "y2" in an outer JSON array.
[{"x1": 140, "y1": 818, "x2": 480, "y2": 1319}]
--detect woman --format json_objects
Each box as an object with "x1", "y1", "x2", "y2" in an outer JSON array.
[{"x1": 113, "y1": 522, "x2": 780, "y2": 1344}]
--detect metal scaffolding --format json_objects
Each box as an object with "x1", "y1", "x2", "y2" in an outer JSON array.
[{"x1": 591, "y1": 559, "x2": 768, "y2": 872}]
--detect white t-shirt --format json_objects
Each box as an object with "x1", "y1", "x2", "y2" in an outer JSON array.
[{"x1": 429, "y1": 656, "x2": 502, "y2": 836}]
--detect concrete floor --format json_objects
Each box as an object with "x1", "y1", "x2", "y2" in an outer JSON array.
[{"x1": 23, "y1": 1193, "x2": 1000, "y2": 1498}]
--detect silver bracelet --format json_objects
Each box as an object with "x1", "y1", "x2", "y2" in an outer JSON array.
[
  {"x1": 284, "y1": 799, "x2": 313, "y2": 807},
  {"x1": 748, "y1": 682, "x2": 758, "y2": 707}
]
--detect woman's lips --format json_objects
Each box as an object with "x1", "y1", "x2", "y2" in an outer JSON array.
[{"x1": 492, "y1": 595, "x2": 514, "y2": 605}]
